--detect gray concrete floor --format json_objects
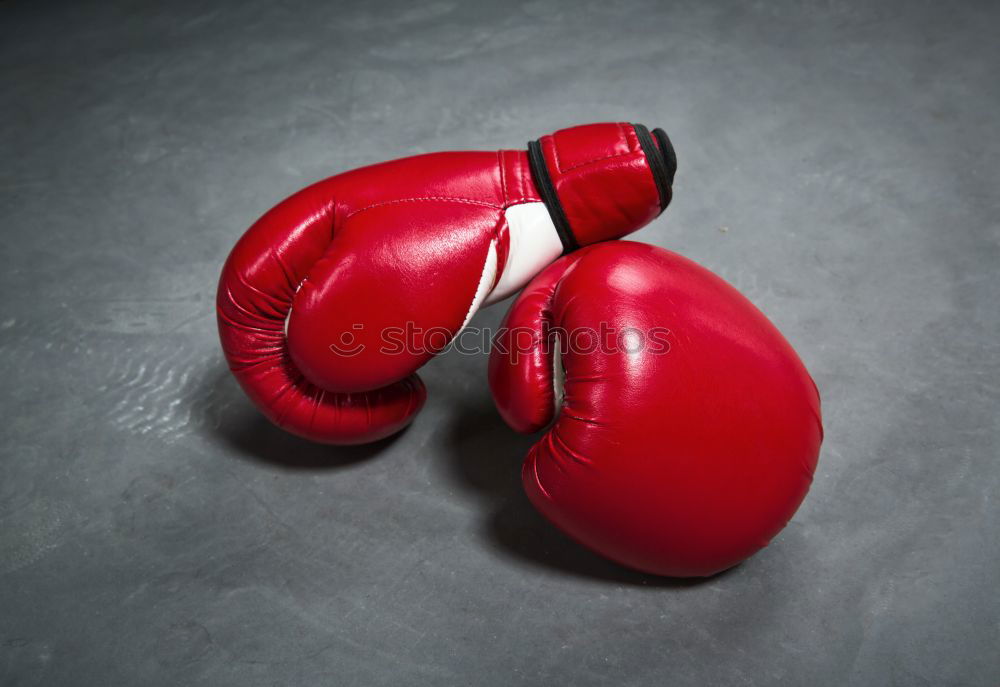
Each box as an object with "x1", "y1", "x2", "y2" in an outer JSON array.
[{"x1": 2, "y1": 1, "x2": 998, "y2": 685}]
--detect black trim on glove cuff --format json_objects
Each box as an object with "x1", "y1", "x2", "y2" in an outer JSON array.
[
  {"x1": 632, "y1": 123, "x2": 676, "y2": 213},
  {"x1": 527, "y1": 138, "x2": 579, "y2": 254}
]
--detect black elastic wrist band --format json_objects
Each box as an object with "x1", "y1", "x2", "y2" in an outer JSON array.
[
  {"x1": 527, "y1": 139, "x2": 579, "y2": 253},
  {"x1": 632, "y1": 123, "x2": 674, "y2": 213},
  {"x1": 651, "y1": 127, "x2": 677, "y2": 187}
]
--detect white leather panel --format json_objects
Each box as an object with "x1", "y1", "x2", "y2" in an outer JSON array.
[{"x1": 485, "y1": 202, "x2": 563, "y2": 306}]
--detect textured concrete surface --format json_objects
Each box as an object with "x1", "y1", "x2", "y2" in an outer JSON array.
[{"x1": 2, "y1": 0, "x2": 998, "y2": 685}]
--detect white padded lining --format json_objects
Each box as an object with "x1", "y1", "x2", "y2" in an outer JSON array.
[
  {"x1": 458, "y1": 240, "x2": 498, "y2": 333},
  {"x1": 283, "y1": 279, "x2": 306, "y2": 338},
  {"x1": 484, "y1": 202, "x2": 563, "y2": 306},
  {"x1": 552, "y1": 332, "x2": 565, "y2": 416}
]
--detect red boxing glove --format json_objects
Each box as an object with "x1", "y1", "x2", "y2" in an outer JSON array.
[
  {"x1": 489, "y1": 242, "x2": 822, "y2": 577},
  {"x1": 217, "y1": 123, "x2": 676, "y2": 444}
]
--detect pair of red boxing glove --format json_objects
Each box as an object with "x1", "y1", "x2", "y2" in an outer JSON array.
[{"x1": 216, "y1": 122, "x2": 822, "y2": 577}]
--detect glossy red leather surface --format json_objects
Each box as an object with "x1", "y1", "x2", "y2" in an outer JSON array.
[
  {"x1": 537, "y1": 123, "x2": 663, "y2": 245},
  {"x1": 217, "y1": 124, "x2": 667, "y2": 444},
  {"x1": 489, "y1": 242, "x2": 823, "y2": 576}
]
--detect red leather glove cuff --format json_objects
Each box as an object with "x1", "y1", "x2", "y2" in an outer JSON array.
[{"x1": 527, "y1": 122, "x2": 675, "y2": 251}]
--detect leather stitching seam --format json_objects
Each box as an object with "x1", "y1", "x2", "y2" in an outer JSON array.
[
  {"x1": 346, "y1": 196, "x2": 502, "y2": 218},
  {"x1": 550, "y1": 135, "x2": 563, "y2": 173},
  {"x1": 553, "y1": 122, "x2": 638, "y2": 173},
  {"x1": 498, "y1": 150, "x2": 508, "y2": 204},
  {"x1": 558, "y1": 148, "x2": 634, "y2": 173}
]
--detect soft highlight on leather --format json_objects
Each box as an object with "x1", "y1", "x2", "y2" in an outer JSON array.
[
  {"x1": 489, "y1": 242, "x2": 823, "y2": 576},
  {"x1": 217, "y1": 123, "x2": 672, "y2": 444}
]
